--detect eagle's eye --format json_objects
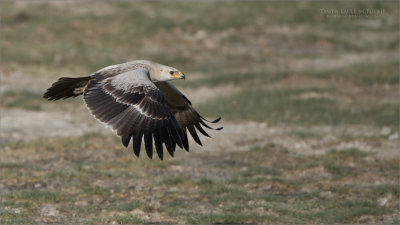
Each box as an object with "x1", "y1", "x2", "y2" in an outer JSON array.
[{"x1": 170, "y1": 71, "x2": 174, "y2": 75}]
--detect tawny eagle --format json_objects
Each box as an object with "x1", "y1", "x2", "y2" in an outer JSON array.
[{"x1": 43, "y1": 60, "x2": 222, "y2": 159}]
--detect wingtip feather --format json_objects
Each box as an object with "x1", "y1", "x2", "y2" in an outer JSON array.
[
  {"x1": 200, "y1": 116, "x2": 221, "y2": 123},
  {"x1": 122, "y1": 136, "x2": 131, "y2": 147}
]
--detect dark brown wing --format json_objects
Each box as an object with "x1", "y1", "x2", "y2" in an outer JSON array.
[
  {"x1": 83, "y1": 69, "x2": 184, "y2": 159},
  {"x1": 155, "y1": 82, "x2": 222, "y2": 151}
]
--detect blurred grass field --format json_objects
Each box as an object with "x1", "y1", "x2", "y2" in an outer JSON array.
[{"x1": 1, "y1": 1, "x2": 399, "y2": 224}]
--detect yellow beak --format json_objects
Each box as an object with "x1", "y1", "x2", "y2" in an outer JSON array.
[{"x1": 171, "y1": 71, "x2": 185, "y2": 80}]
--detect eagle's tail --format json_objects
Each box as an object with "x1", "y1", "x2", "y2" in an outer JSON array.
[{"x1": 43, "y1": 76, "x2": 90, "y2": 101}]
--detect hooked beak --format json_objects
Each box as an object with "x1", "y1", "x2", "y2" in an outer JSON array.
[{"x1": 171, "y1": 71, "x2": 185, "y2": 80}]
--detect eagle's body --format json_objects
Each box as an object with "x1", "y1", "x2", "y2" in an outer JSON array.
[{"x1": 44, "y1": 60, "x2": 221, "y2": 159}]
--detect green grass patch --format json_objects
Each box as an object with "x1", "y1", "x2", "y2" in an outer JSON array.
[
  {"x1": 4, "y1": 132, "x2": 110, "y2": 151},
  {"x1": 322, "y1": 149, "x2": 367, "y2": 179},
  {"x1": 324, "y1": 164, "x2": 355, "y2": 179},
  {"x1": 159, "y1": 177, "x2": 187, "y2": 186},
  {"x1": 87, "y1": 215, "x2": 147, "y2": 224},
  {"x1": 313, "y1": 60, "x2": 399, "y2": 86},
  {"x1": 81, "y1": 186, "x2": 110, "y2": 196},
  {"x1": 306, "y1": 200, "x2": 388, "y2": 224},
  {"x1": 0, "y1": 162, "x2": 36, "y2": 170},
  {"x1": 114, "y1": 201, "x2": 144, "y2": 211},
  {"x1": 198, "y1": 87, "x2": 398, "y2": 126},
  {"x1": 0, "y1": 211, "x2": 36, "y2": 225},
  {"x1": 193, "y1": 178, "x2": 215, "y2": 187},
  {"x1": 188, "y1": 212, "x2": 269, "y2": 224},
  {"x1": 9, "y1": 190, "x2": 66, "y2": 203},
  {"x1": 1, "y1": 200, "x2": 32, "y2": 209},
  {"x1": 240, "y1": 167, "x2": 282, "y2": 177},
  {"x1": 326, "y1": 148, "x2": 368, "y2": 158},
  {"x1": 1, "y1": 89, "x2": 83, "y2": 111},
  {"x1": 183, "y1": 70, "x2": 289, "y2": 88},
  {"x1": 369, "y1": 184, "x2": 399, "y2": 198},
  {"x1": 2, "y1": 90, "x2": 43, "y2": 110}
]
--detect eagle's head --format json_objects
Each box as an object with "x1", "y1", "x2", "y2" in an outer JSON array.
[{"x1": 149, "y1": 61, "x2": 186, "y2": 82}]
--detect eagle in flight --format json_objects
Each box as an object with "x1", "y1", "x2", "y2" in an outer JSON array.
[{"x1": 44, "y1": 60, "x2": 222, "y2": 159}]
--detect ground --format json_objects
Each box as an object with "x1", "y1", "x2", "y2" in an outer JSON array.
[{"x1": 0, "y1": 1, "x2": 399, "y2": 224}]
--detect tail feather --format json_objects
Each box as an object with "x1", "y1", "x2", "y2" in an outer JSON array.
[{"x1": 43, "y1": 76, "x2": 90, "y2": 101}]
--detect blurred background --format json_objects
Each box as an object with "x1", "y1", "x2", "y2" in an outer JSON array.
[{"x1": 1, "y1": 1, "x2": 398, "y2": 224}]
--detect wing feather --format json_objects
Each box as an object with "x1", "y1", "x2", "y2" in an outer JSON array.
[
  {"x1": 194, "y1": 122, "x2": 210, "y2": 137},
  {"x1": 144, "y1": 132, "x2": 153, "y2": 158},
  {"x1": 187, "y1": 125, "x2": 202, "y2": 146},
  {"x1": 83, "y1": 69, "x2": 185, "y2": 159},
  {"x1": 153, "y1": 129, "x2": 164, "y2": 160},
  {"x1": 182, "y1": 130, "x2": 189, "y2": 151},
  {"x1": 161, "y1": 126, "x2": 174, "y2": 157},
  {"x1": 155, "y1": 81, "x2": 222, "y2": 151},
  {"x1": 133, "y1": 133, "x2": 143, "y2": 157}
]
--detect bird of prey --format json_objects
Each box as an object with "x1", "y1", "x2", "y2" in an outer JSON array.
[{"x1": 43, "y1": 60, "x2": 222, "y2": 159}]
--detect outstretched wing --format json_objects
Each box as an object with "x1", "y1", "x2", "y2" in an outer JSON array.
[
  {"x1": 155, "y1": 82, "x2": 222, "y2": 151},
  {"x1": 83, "y1": 69, "x2": 184, "y2": 159}
]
